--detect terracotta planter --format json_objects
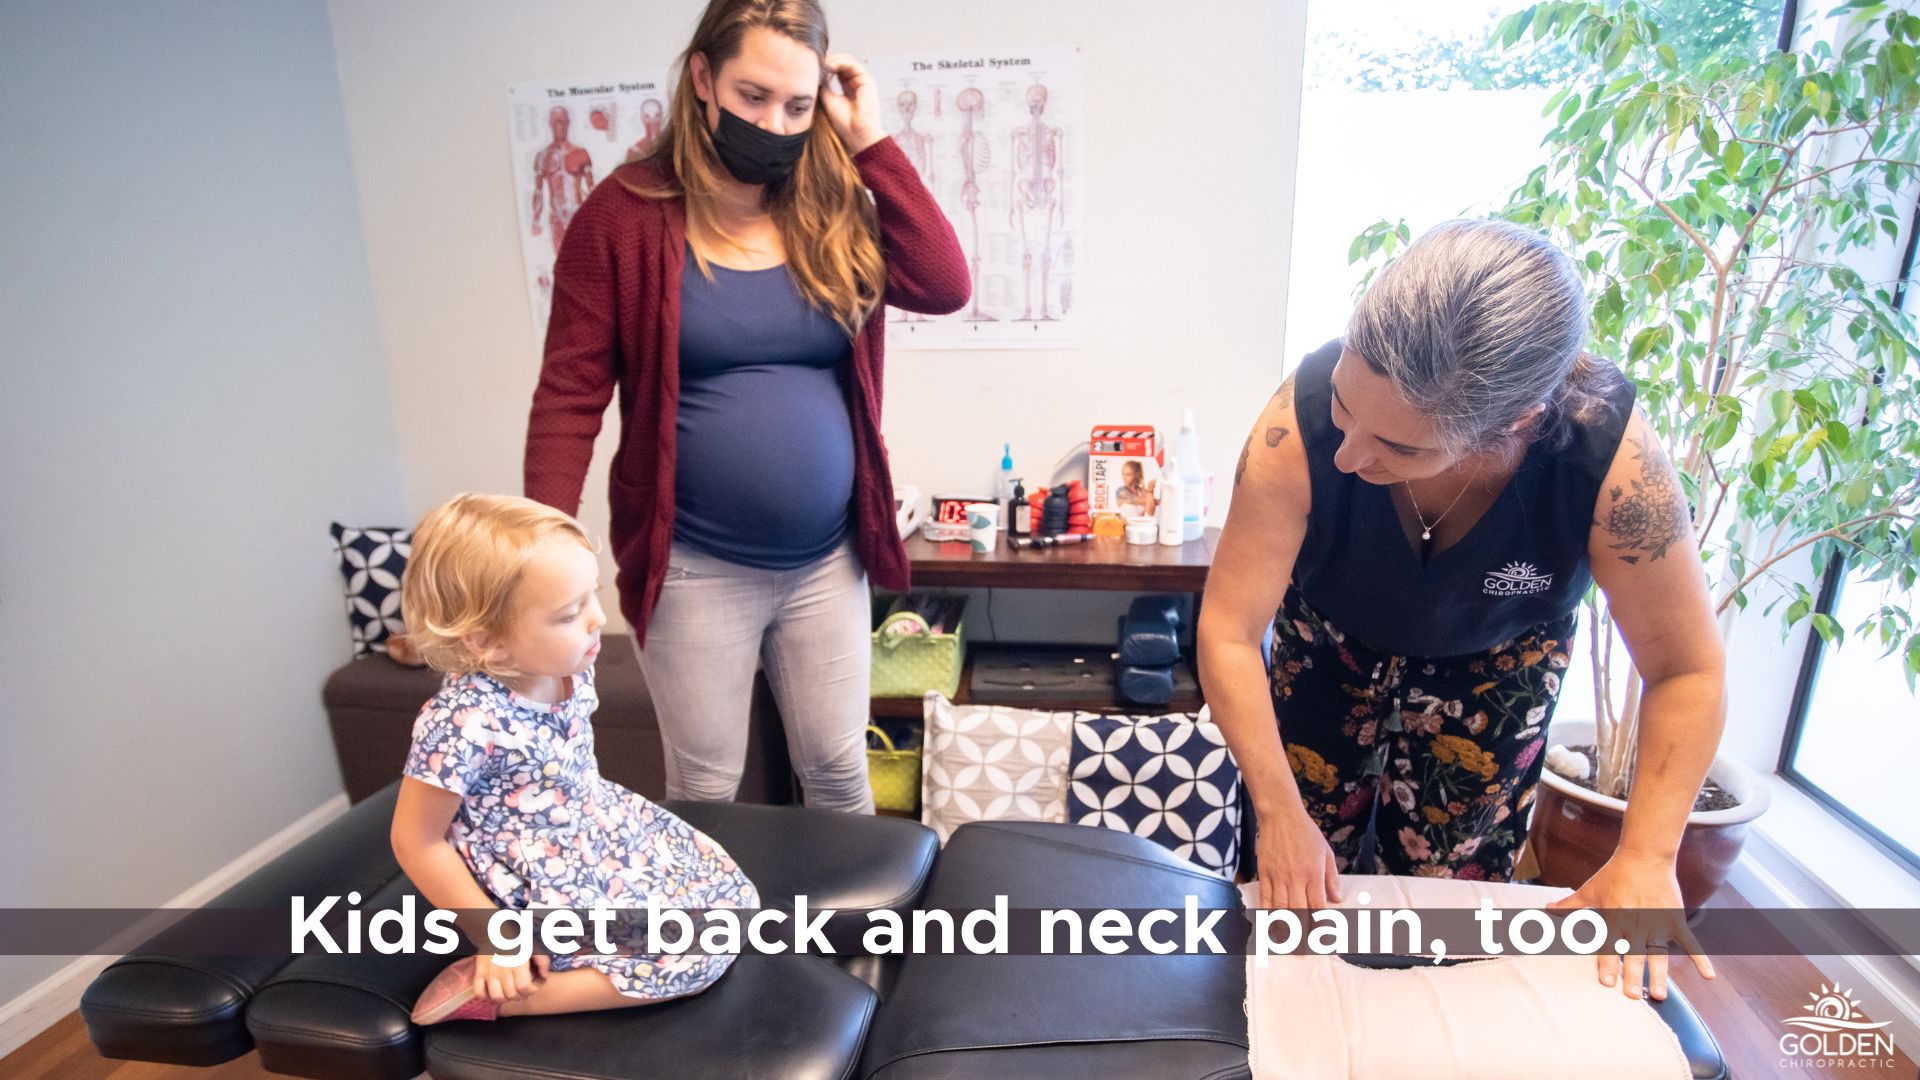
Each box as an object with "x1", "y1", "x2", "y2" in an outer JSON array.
[{"x1": 1526, "y1": 720, "x2": 1770, "y2": 910}]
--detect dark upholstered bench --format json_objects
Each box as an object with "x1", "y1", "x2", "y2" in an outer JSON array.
[
  {"x1": 79, "y1": 784, "x2": 406, "y2": 1067},
  {"x1": 81, "y1": 793, "x2": 1728, "y2": 1079},
  {"x1": 83, "y1": 782, "x2": 938, "y2": 1080},
  {"x1": 321, "y1": 633, "x2": 793, "y2": 805},
  {"x1": 856, "y1": 820, "x2": 1728, "y2": 1080},
  {"x1": 859, "y1": 821, "x2": 1252, "y2": 1080}
]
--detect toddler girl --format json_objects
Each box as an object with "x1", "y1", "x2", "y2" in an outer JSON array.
[{"x1": 391, "y1": 493, "x2": 758, "y2": 1023}]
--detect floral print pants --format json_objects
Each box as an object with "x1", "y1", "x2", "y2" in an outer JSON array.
[{"x1": 1269, "y1": 587, "x2": 1576, "y2": 881}]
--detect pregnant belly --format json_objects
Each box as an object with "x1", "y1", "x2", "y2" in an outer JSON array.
[{"x1": 674, "y1": 365, "x2": 855, "y2": 552}]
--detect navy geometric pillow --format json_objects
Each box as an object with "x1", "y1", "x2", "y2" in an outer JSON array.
[
  {"x1": 1066, "y1": 711, "x2": 1241, "y2": 878},
  {"x1": 329, "y1": 523, "x2": 411, "y2": 658}
]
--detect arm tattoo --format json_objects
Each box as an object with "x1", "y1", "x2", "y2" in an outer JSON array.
[
  {"x1": 1602, "y1": 433, "x2": 1688, "y2": 564},
  {"x1": 1238, "y1": 375, "x2": 1299, "y2": 490},
  {"x1": 1271, "y1": 373, "x2": 1296, "y2": 410}
]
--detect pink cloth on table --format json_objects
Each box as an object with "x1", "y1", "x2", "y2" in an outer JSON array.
[{"x1": 1241, "y1": 876, "x2": 1692, "y2": 1080}]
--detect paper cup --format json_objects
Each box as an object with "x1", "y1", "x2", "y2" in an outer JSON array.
[{"x1": 967, "y1": 503, "x2": 1001, "y2": 553}]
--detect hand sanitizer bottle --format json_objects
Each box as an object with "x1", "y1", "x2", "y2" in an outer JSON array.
[
  {"x1": 1174, "y1": 409, "x2": 1207, "y2": 541},
  {"x1": 1158, "y1": 457, "x2": 1185, "y2": 546}
]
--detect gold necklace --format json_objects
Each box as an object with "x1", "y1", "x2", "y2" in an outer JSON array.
[{"x1": 1403, "y1": 480, "x2": 1471, "y2": 542}]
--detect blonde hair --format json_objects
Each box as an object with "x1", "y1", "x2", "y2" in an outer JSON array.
[
  {"x1": 626, "y1": 0, "x2": 884, "y2": 337},
  {"x1": 401, "y1": 493, "x2": 595, "y2": 677}
]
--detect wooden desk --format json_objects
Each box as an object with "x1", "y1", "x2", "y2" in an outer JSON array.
[
  {"x1": 872, "y1": 528, "x2": 1219, "y2": 719},
  {"x1": 901, "y1": 529, "x2": 1218, "y2": 592}
]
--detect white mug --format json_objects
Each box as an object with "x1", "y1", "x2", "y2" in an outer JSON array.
[{"x1": 967, "y1": 502, "x2": 1001, "y2": 553}]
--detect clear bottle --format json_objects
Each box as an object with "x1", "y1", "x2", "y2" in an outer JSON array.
[
  {"x1": 1158, "y1": 457, "x2": 1185, "y2": 546},
  {"x1": 1174, "y1": 409, "x2": 1207, "y2": 541}
]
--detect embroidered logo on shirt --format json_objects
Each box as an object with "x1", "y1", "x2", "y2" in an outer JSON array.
[{"x1": 1483, "y1": 561, "x2": 1553, "y2": 596}]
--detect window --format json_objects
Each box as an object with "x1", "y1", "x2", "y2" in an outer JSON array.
[
  {"x1": 1782, "y1": 566, "x2": 1920, "y2": 873},
  {"x1": 1780, "y1": 202, "x2": 1920, "y2": 877}
]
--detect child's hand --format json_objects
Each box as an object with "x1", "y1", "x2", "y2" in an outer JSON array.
[{"x1": 472, "y1": 953, "x2": 550, "y2": 1001}]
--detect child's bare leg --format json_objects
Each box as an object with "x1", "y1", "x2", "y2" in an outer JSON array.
[{"x1": 496, "y1": 969, "x2": 682, "y2": 1016}]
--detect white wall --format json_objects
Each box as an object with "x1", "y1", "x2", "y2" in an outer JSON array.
[
  {"x1": 0, "y1": 0, "x2": 405, "y2": 1005},
  {"x1": 327, "y1": 0, "x2": 1311, "y2": 633}
]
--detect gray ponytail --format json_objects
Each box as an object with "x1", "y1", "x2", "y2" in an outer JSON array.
[{"x1": 1345, "y1": 218, "x2": 1624, "y2": 454}]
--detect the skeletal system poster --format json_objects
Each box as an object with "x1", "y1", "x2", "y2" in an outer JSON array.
[
  {"x1": 507, "y1": 75, "x2": 668, "y2": 348},
  {"x1": 868, "y1": 46, "x2": 1082, "y2": 349}
]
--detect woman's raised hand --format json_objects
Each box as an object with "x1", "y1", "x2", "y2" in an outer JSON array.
[{"x1": 821, "y1": 53, "x2": 886, "y2": 155}]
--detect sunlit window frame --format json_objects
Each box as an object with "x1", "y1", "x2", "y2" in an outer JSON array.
[{"x1": 1778, "y1": 200, "x2": 1920, "y2": 881}]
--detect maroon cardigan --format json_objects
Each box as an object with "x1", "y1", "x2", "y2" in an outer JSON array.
[{"x1": 523, "y1": 137, "x2": 970, "y2": 645}]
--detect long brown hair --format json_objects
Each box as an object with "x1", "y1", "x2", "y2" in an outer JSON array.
[{"x1": 628, "y1": 0, "x2": 884, "y2": 337}]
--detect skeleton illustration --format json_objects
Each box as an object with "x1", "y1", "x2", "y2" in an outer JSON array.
[
  {"x1": 1009, "y1": 83, "x2": 1064, "y2": 322},
  {"x1": 892, "y1": 91, "x2": 938, "y2": 324},
  {"x1": 956, "y1": 87, "x2": 996, "y2": 323}
]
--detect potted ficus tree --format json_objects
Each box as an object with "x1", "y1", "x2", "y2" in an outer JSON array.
[{"x1": 1352, "y1": 0, "x2": 1920, "y2": 907}]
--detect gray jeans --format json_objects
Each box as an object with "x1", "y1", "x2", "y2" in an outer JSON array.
[{"x1": 632, "y1": 539, "x2": 874, "y2": 813}]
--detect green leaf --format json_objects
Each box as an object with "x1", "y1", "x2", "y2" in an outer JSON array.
[
  {"x1": 1812, "y1": 613, "x2": 1841, "y2": 643},
  {"x1": 1787, "y1": 596, "x2": 1812, "y2": 624},
  {"x1": 1892, "y1": 41, "x2": 1917, "y2": 77},
  {"x1": 1844, "y1": 478, "x2": 1871, "y2": 509},
  {"x1": 1658, "y1": 43, "x2": 1679, "y2": 70},
  {"x1": 1724, "y1": 139, "x2": 1744, "y2": 175},
  {"x1": 1604, "y1": 29, "x2": 1632, "y2": 74},
  {"x1": 1629, "y1": 324, "x2": 1672, "y2": 361},
  {"x1": 1496, "y1": 9, "x2": 1529, "y2": 48}
]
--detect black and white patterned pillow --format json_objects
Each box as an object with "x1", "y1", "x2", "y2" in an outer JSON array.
[
  {"x1": 1067, "y1": 709, "x2": 1242, "y2": 878},
  {"x1": 329, "y1": 523, "x2": 411, "y2": 658}
]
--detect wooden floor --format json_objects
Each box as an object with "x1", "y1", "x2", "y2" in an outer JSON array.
[{"x1": 8, "y1": 893, "x2": 1915, "y2": 1079}]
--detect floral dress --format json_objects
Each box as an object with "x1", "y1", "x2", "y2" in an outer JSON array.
[
  {"x1": 403, "y1": 668, "x2": 759, "y2": 999},
  {"x1": 1269, "y1": 586, "x2": 1577, "y2": 882}
]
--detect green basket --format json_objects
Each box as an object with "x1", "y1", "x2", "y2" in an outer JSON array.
[
  {"x1": 870, "y1": 597, "x2": 966, "y2": 699},
  {"x1": 866, "y1": 724, "x2": 922, "y2": 814}
]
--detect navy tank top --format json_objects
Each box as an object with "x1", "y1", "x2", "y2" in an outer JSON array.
[
  {"x1": 1290, "y1": 339, "x2": 1636, "y2": 658},
  {"x1": 673, "y1": 251, "x2": 855, "y2": 570}
]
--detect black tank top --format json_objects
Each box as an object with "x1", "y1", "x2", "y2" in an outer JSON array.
[{"x1": 1290, "y1": 339, "x2": 1636, "y2": 658}]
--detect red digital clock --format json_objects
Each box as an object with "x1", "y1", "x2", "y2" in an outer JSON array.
[{"x1": 924, "y1": 494, "x2": 991, "y2": 541}]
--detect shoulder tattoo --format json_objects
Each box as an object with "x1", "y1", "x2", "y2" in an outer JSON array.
[
  {"x1": 1271, "y1": 373, "x2": 1296, "y2": 411},
  {"x1": 1236, "y1": 382, "x2": 1295, "y2": 490},
  {"x1": 1601, "y1": 432, "x2": 1688, "y2": 564},
  {"x1": 1236, "y1": 376, "x2": 1297, "y2": 490}
]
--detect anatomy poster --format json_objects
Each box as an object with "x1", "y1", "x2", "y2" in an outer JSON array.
[
  {"x1": 507, "y1": 75, "x2": 668, "y2": 349},
  {"x1": 868, "y1": 47, "x2": 1082, "y2": 349}
]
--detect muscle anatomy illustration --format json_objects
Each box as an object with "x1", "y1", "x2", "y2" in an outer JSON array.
[
  {"x1": 627, "y1": 98, "x2": 665, "y2": 161},
  {"x1": 531, "y1": 106, "x2": 594, "y2": 253}
]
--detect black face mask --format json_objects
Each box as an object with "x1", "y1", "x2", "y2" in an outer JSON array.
[{"x1": 709, "y1": 104, "x2": 809, "y2": 186}]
